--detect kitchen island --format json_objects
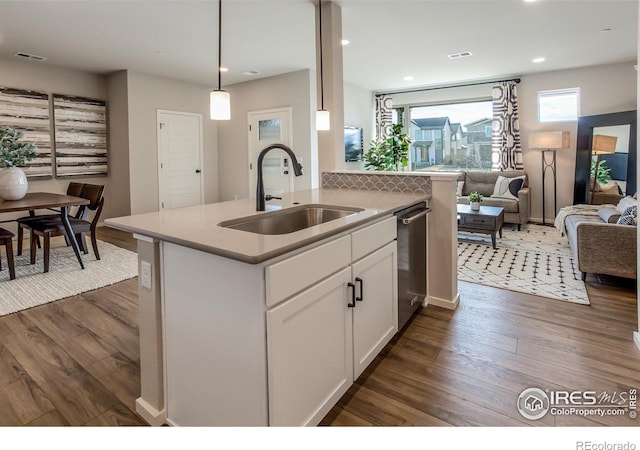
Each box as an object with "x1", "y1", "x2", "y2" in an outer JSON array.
[{"x1": 105, "y1": 174, "x2": 459, "y2": 426}]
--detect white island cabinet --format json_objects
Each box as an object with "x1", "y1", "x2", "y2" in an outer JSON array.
[{"x1": 162, "y1": 216, "x2": 397, "y2": 426}]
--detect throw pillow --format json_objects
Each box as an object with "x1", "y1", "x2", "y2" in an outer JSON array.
[
  {"x1": 456, "y1": 181, "x2": 464, "y2": 197},
  {"x1": 598, "y1": 207, "x2": 621, "y2": 224},
  {"x1": 490, "y1": 175, "x2": 525, "y2": 201},
  {"x1": 597, "y1": 181, "x2": 621, "y2": 195},
  {"x1": 616, "y1": 206, "x2": 637, "y2": 226},
  {"x1": 616, "y1": 196, "x2": 637, "y2": 214}
]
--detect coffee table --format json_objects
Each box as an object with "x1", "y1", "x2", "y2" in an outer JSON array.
[{"x1": 457, "y1": 204, "x2": 505, "y2": 249}]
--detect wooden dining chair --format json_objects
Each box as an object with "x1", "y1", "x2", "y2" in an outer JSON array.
[
  {"x1": 0, "y1": 228, "x2": 16, "y2": 280},
  {"x1": 28, "y1": 184, "x2": 105, "y2": 273},
  {"x1": 17, "y1": 182, "x2": 85, "y2": 256}
]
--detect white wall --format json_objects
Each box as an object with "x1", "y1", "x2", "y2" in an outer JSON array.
[
  {"x1": 343, "y1": 82, "x2": 374, "y2": 171},
  {"x1": 519, "y1": 62, "x2": 637, "y2": 222},
  {"x1": 217, "y1": 69, "x2": 315, "y2": 202},
  {"x1": 126, "y1": 71, "x2": 219, "y2": 214},
  {"x1": 0, "y1": 57, "x2": 128, "y2": 225}
]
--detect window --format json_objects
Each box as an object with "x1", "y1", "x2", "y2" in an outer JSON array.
[
  {"x1": 485, "y1": 126, "x2": 492, "y2": 138},
  {"x1": 538, "y1": 88, "x2": 580, "y2": 123},
  {"x1": 415, "y1": 130, "x2": 422, "y2": 140},
  {"x1": 408, "y1": 100, "x2": 493, "y2": 171}
]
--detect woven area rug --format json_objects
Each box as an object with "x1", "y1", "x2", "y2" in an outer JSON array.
[
  {"x1": 458, "y1": 224, "x2": 589, "y2": 304},
  {"x1": 0, "y1": 239, "x2": 138, "y2": 316}
]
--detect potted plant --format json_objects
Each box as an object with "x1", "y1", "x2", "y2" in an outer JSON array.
[
  {"x1": 364, "y1": 124, "x2": 412, "y2": 172},
  {"x1": 468, "y1": 191, "x2": 483, "y2": 211},
  {"x1": 0, "y1": 125, "x2": 37, "y2": 200}
]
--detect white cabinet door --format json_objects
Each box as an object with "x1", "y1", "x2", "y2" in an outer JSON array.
[
  {"x1": 267, "y1": 267, "x2": 353, "y2": 426},
  {"x1": 352, "y1": 241, "x2": 398, "y2": 379}
]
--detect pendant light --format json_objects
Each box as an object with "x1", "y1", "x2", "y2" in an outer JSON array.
[
  {"x1": 316, "y1": 0, "x2": 330, "y2": 131},
  {"x1": 210, "y1": 0, "x2": 230, "y2": 120}
]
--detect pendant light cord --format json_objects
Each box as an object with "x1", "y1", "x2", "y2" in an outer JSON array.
[
  {"x1": 218, "y1": 0, "x2": 222, "y2": 91},
  {"x1": 318, "y1": 0, "x2": 324, "y2": 110}
]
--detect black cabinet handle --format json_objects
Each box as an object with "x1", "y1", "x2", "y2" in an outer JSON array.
[
  {"x1": 195, "y1": 169, "x2": 201, "y2": 173},
  {"x1": 355, "y1": 277, "x2": 363, "y2": 302},
  {"x1": 347, "y1": 282, "x2": 356, "y2": 308}
]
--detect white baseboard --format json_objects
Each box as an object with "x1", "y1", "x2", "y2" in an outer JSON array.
[
  {"x1": 426, "y1": 293, "x2": 460, "y2": 310},
  {"x1": 135, "y1": 397, "x2": 166, "y2": 426},
  {"x1": 634, "y1": 332, "x2": 640, "y2": 352}
]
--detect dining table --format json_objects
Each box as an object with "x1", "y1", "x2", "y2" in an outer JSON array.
[{"x1": 0, "y1": 192, "x2": 91, "y2": 270}]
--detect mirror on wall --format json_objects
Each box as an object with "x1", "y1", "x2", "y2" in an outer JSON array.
[{"x1": 573, "y1": 110, "x2": 637, "y2": 205}]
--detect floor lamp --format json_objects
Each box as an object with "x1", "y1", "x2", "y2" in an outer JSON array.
[
  {"x1": 590, "y1": 134, "x2": 618, "y2": 203},
  {"x1": 528, "y1": 131, "x2": 570, "y2": 225}
]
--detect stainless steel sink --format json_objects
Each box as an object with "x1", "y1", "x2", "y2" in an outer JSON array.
[{"x1": 218, "y1": 204, "x2": 364, "y2": 235}]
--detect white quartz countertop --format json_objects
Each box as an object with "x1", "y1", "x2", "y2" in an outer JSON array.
[{"x1": 105, "y1": 188, "x2": 428, "y2": 264}]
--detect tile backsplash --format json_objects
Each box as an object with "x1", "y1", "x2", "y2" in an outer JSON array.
[{"x1": 322, "y1": 172, "x2": 431, "y2": 195}]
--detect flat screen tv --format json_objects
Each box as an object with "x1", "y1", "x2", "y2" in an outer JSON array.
[{"x1": 344, "y1": 126, "x2": 363, "y2": 162}]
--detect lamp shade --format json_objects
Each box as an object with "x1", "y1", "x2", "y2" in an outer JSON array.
[
  {"x1": 528, "y1": 131, "x2": 570, "y2": 150},
  {"x1": 210, "y1": 90, "x2": 230, "y2": 120},
  {"x1": 592, "y1": 134, "x2": 617, "y2": 155},
  {"x1": 316, "y1": 109, "x2": 330, "y2": 131}
]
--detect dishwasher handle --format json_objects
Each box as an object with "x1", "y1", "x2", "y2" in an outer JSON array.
[{"x1": 398, "y1": 208, "x2": 430, "y2": 225}]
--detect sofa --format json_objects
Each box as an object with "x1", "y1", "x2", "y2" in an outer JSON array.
[
  {"x1": 561, "y1": 197, "x2": 637, "y2": 280},
  {"x1": 456, "y1": 170, "x2": 530, "y2": 229}
]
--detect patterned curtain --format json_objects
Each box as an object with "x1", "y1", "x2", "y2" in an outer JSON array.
[
  {"x1": 491, "y1": 81, "x2": 523, "y2": 171},
  {"x1": 375, "y1": 94, "x2": 393, "y2": 141}
]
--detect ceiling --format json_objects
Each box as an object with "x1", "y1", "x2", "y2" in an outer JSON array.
[{"x1": 0, "y1": 0, "x2": 637, "y2": 93}]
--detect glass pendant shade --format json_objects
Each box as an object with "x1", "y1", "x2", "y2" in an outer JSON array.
[
  {"x1": 316, "y1": 109, "x2": 330, "y2": 131},
  {"x1": 210, "y1": 90, "x2": 230, "y2": 120}
]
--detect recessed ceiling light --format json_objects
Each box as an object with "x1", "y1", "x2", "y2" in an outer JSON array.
[
  {"x1": 219, "y1": 67, "x2": 229, "y2": 72},
  {"x1": 341, "y1": 39, "x2": 350, "y2": 46},
  {"x1": 403, "y1": 76, "x2": 413, "y2": 81},
  {"x1": 448, "y1": 51, "x2": 473, "y2": 59},
  {"x1": 532, "y1": 57, "x2": 546, "y2": 63},
  {"x1": 523, "y1": 0, "x2": 537, "y2": 3}
]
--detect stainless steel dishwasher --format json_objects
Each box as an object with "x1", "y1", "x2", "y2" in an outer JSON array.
[{"x1": 395, "y1": 202, "x2": 429, "y2": 330}]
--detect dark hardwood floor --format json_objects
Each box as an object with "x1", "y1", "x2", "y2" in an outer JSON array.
[{"x1": 0, "y1": 226, "x2": 637, "y2": 426}]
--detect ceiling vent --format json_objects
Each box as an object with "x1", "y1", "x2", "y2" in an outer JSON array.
[
  {"x1": 14, "y1": 51, "x2": 47, "y2": 62},
  {"x1": 448, "y1": 51, "x2": 473, "y2": 60},
  {"x1": 242, "y1": 70, "x2": 260, "y2": 76}
]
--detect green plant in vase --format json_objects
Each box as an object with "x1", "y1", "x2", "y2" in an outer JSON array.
[
  {"x1": 468, "y1": 191, "x2": 483, "y2": 210},
  {"x1": 364, "y1": 124, "x2": 412, "y2": 172},
  {"x1": 0, "y1": 125, "x2": 38, "y2": 200},
  {"x1": 590, "y1": 157, "x2": 611, "y2": 184}
]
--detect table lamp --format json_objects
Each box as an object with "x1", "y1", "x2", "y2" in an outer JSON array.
[{"x1": 590, "y1": 134, "x2": 618, "y2": 203}]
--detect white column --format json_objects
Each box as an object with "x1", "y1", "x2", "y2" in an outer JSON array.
[
  {"x1": 316, "y1": 1, "x2": 345, "y2": 175},
  {"x1": 134, "y1": 235, "x2": 167, "y2": 425},
  {"x1": 426, "y1": 174, "x2": 460, "y2": 309}
]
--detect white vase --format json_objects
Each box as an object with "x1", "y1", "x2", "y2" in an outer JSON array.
[
  {"x1": 470, "y1": 201, "x2": 481, "y2": 211},
  {"x1": 0, "y1": 167, "x2": 28, "y2": 200}
]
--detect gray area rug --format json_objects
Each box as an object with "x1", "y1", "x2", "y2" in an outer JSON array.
[
  {"x1": 0, "y1": 239, "x2": 138, "y2": 316},
  {"x1": 458, "y1": 224, "x2": 589, "y2": 304}
]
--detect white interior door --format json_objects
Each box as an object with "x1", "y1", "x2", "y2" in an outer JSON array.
[
  {"x1": 158, "y1": 110, "x2": 204, "y2": 210},
  {"x1": 248, "y1": 107, "x2": 293, "y2": 198}
]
